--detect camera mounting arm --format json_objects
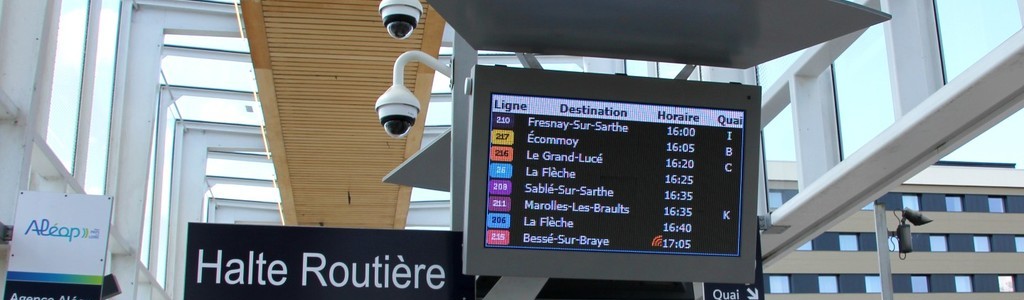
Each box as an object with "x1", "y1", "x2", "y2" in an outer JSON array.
[
  {"x1": 392, "y1": 50, "x2": 452, "y2": 87},
  {"x1": 375, "y1": 50, "x2": 453, "y2": 138}
]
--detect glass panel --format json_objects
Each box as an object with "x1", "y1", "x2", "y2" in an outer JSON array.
[
  {"x1": 865, "y1": 275, "x2": 881, "y2": 293},
  {"x1": 757, "y1": 49, "x2": 805, "y2": 88},
  {"x1": 164, "y1": 34, "x2": 249, "y2": 52},
  {"x1": 47, "y1": 0, "x2": 91, "y2": 173},
  {"x1": 943, "y1": 111, "x2": 1024, "y2": 169},
  {"x1": 424, "y1": 101, "x2": 452, "y2": 126},
  {"x1": 625, "y1": 60, "x2": 655, "y2": 77},
  {"x1": 989, "y1": 196, "x2": 1005, "y2": 213},
  {"x1": 410, "y1": 187, "x2": 450, "y2": 202},
  {"x1": 1016, "y1": 236, "x2": 1024, "y2": 252},
  {"x1": 930, "y1": 235, "x2": 948, "y2": 252},
  {"x1": 945, "y1": 195, "x2": 963, "y2": 212},
  {"x1": 797, "y1": 241, "x2": 813, "y2": 251},
  {"x1": 998, "y1": 275, "x2": 1016, "y2": 292},
  {"x1": 206, "y1": 155, "x2": 275, "y2": 181},
  {"x1": 833, "y1": 25, "x2": 894, "y2": 158},
  {"x1": 954, "y1": 275, "x2": 973, "y2": 292},
  {"x1": 839, "y1": 234, "x2": 859, "y2": 251},
  {"x1": 769, "y1": 275, "x2": 790, "y2": 294},
  {"x1": 161, "y1": 56, "x2": 255, "y2": 92},
  {"x1": 935, "y1": 0, "x2": 1022, "y2": 82},
  {"x1": 656, "y1": 62, "x2": 685, "y2": 79},
  {"x1": 763, "y1": 106, "x2": 796, "y2": 161},
  {"x1": 84, "y1": 0, "x2": 121, "y2": 195},
  {"x1": 174, "y1": 95, "x2": 263, "y2": 126},
  {"x1": 911, "y1": 275, "x2": 929, "y2": 293},
  {"x1": 208, "y1": 182, "x2": 280, "y2": 203},
  {"x1": 818, "y1": 275, "x2": 839, "y2": 293},
  {"x1": 902, "y1": 194, "x2": 920, "y2": 211},
  {"x1": 888, "y1": 236, "x2": 899, "y2": 251},
  {"x1": 768, "y1": 191, "x2": 784, "y2": 210},
  {"x1": 974, "y1": 235, "x2": 991, "y2": 252},
  {"x1": 431, "y1": 70, "x2": 451, "y2": 93},
  {"x1": 936, "y1": 0, "x2": 1024, "y2": 169}
]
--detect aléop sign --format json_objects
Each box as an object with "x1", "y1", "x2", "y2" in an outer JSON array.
[
  {"x1": 184, "y1": 223, "x2": 474, "y2": 299},
  {"x1": 3, "y1": 192, "x2": 114, "y2": 300}
]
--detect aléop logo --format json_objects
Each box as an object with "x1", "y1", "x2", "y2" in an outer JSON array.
[{"x1": 22, "y1": 218, "x2": 101, "y2": 242}]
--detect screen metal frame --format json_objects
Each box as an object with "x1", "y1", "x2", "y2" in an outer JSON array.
[{"x1": 463, "y1": 65, "x2": 761, "y2": 283}]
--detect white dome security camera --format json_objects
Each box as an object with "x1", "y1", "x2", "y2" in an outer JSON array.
[
  {"x1": 376, "y1": 50, "x2": 451, "y2": 139},
  {"x1": 379, "y1": 0, "x2": 423, "y2": 40},
  {"x1": 375, "y1": 85, "x2": 420, "y2": 138}
]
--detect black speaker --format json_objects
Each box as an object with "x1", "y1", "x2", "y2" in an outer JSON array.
[
  {"x1": 101, "y1": 274, "x2": 121, "y2": 299},
  {"x1": 896, "y1": 224, "x2": 913, "y2": 254}
]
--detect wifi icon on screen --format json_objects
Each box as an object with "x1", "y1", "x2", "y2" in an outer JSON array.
[{"x1": 651, "y1": 235, "x2": 663, "y2": 247}]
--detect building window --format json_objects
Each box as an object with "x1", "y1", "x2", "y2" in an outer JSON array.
[
  {"x1": 988, "y1": 196, "x2": 1005, "y2": 213},
  {"x1": 998, "y1": 275, "x2": 1015, "y2": 292},
  {"x1": 911, "y1": 275, "x2": 929, "y2": 293},
  {"x1": 945, "y1": 195, "x2": 964, "y2": 212},
  {"x1": 865, "y1": 275, "x2": 881, "y2": 293},
  {"x1": 797, "y1": 241, "x2": 813, "y2": 251},
  {"x1": 902, "y1": 194, "x2": 920, "y2": 211},
  {"x1": 954, "y1": 275, "x2": 973, "y2": 292},
  {"x1": 768, "y1": 191, "x2": 784, "y2": 210},
  {"x1": 930, "y1": 235, "x2": 948, "y2": 252},
  {"x1": 1016, "y1": 236, "x2": 1024, "y2": 252},
  {"x1": 974, "y1": 235, "x2": 991, "y2": 252},
  {"x1": 769, "y1": 275, "x2": 791, "y2": 294},
  {"x1": 839, "y1": 234, "x2": 859, "y2": 251},
  {"x1": 818, "y1": 275, "x2": 839, "y2": 293}
]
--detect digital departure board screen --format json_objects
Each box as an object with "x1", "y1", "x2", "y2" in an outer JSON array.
[
  {"x1": 484, "y1": 94, "x2": 746, "y2": 256},
  {"x1": 464, "y1": 66, "x2": 761, "y2": 283}
]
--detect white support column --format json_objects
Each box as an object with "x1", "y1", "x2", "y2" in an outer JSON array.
[
  {"x1": 789, "y1": 67, "x2": 841, "y2": 189},
  {"x1": 167, "y1": 122, "x2": 265, "y2": 299},
  {"x1": 0, "y1": 0, "x2": 56, "y2": 283},
  {"x1": 106, "y1": 2, "x2": 164, "y2": 298},
  {"x1": 1019, "y1": 0, "x2": 1024, "y2": 24},
  {"x1": 72, "y1": 0, "x2": 108, "y2": 188},
  {"x1": 164, "y1": 123, "x2": 206, "y2": 299},
  {"x1": 882, "y1": 0, "x2": 944, "y2": 116}
]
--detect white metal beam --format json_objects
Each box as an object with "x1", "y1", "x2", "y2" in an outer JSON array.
[
  {"x1": 790, "y1": 67, "x2": 840, "y2": 189},
  {"x1": 0, "y1": 0, "x2": 55, "y2": 286},
  {"x1": 882, "y1": 0, "x2": 944, "y2": 116},
  {"x1": 0, "y1": 87, "x2": 16, "y2": 120},
  {"x1": 162, "y1": 45, "x2": 251, "y2": 64},
  {"x1": 136, "y1": 0, "x2": 240, "y2": 37},
  {"x1": 163, "y1": 85, "x2": 254, "y2": 102},
  {"x1": 106, "y1": 1, "x2": 165, "y2": 297},
  {"x1": 760, "y1": 0, "x2": 879, "y2": 127},
  {"x1": 763, "y1": 30, "x2": 1024, "y2": 266}
]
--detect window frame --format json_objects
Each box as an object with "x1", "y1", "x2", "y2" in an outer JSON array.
[
  {"x1": 974, "y1": 235, "x2": 991, "y2": 252},
  {"x1": 818, "y1": 275, "x2": 839, "y2": 294},
  {"x1": 954, "y1": 275, "x2": 973, "y2": 293},
  {"x1": 768, "y1": 275, "x2": 791, "y2": 294},
  {"x1": 929, "y1": 235, "x2": 949, "y2": 252},
  {"x1": 911, "y1": 275, "x2": 930, "y2": 293},
  {"x1": 945, "y1": 195, "x2": 964, "y2": 212}
]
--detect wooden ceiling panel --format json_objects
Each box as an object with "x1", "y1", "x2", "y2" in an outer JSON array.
[{"x1": 242, "y1": 0, "x2": 443, "y2": 228}]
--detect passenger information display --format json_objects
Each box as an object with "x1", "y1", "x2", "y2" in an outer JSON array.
[{"x1": 482, "y1": 94, "x2": 746, "y2": 256}]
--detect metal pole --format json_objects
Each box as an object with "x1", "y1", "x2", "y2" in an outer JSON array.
[{"x1": 874, "y1": 200, "x2": 894, "y2": 300}]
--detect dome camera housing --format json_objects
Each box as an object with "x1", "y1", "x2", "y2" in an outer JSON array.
[
  {"x1": 375, "y1": 85, "x2": 420, "y2": 138},
  {"x1": 379, "y1": 0, "x2": 423, "y2": 40}
]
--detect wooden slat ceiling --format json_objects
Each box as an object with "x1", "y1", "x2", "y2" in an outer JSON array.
[{"x1": 241, "y1": 0, "x2": 443, "y2": 228}]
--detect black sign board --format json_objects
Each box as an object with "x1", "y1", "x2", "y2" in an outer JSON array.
[
  {"x1": 3, "y1": 281, "x2": 101, "y2": 300},
  {"x1": 703, "y1": 232, "x2": 764, "y2": 300},
  {"x1": 184, "y1": 223, "x2": 473, "y2": 299}
]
